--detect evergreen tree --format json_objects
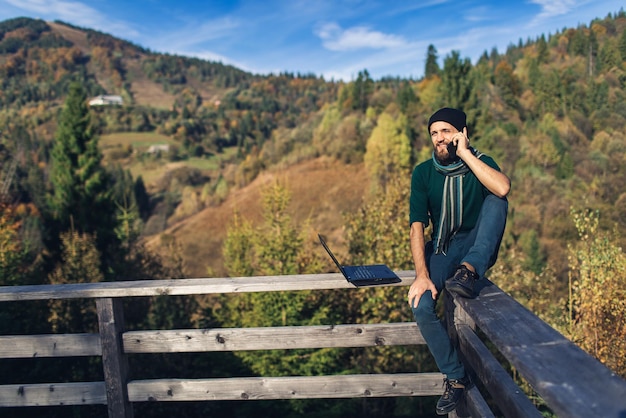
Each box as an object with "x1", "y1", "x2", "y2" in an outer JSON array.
[
  {"x1": 589, "y1": 30, "x2": 599, "y2": 76},
  {"x1": 569, "y1": 28, "x2": 589, "y2": 56},
  {"x1": 220, "y1": 182, "x2": 336, "y2": 379},
  {"x1": 533, "y1": 68, "x2": 561, "y2": 115},
  {"x1": 424, "y1": 44, "x2": 440, "y2": 78},
  {"x1": 619, "y1": 28, "x2": 626, "y2": 60},
  {"x1": 396, "y1": 81, "x2": 418, "y2": 114},
  {"x1": 462, "y1": 59, "x2": 491, "y2": 136},
  {"x1": 133, "y1": 175, "x2": 151, "y2": 220},
  {"x1": 537, "y1": 34, "x2": 549, "y2": 63},
  {"x1": 109, "y1": 165, "x2": 143, "y2": 249},
  {"x1": 439, "y1": 50, "x2": 473, "y2": 109},
  {"x1": 350, "y1": 69, "x2": 374, "y2": 112},
  {"x1": 598, "y1": 40, "x2": 621, "y2": 71},
  {"x1": 48, "y1": 229, "x2": 104, "y2": 333},
  {"x1": 494, "y1": 60, "x2": 521, "y2": 108},
  {"x1": 521, "y1": 229, "x2": 546, "y2": 275},
  {"x1": 47, "y1": 81, "x2": 119, "y2": 276}
]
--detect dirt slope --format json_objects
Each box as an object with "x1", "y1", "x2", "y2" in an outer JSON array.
[
  {"x1": 145, "y1": 157, "x2": 371, "y2": 277},
  {"x1": 47, "y1": 21, "x2": 90, "y2": 53}
]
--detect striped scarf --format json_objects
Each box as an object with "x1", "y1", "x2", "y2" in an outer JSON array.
[{"x1": 432, "y1": 148, "x2": 483, "y2": 254}]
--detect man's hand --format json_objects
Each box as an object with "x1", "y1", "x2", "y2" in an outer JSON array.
[
  {"x1": 454, "y1": 126, "x2": 511, "y2": 198},
  {"x1": 407, "y1": 275, "x2": 438, "y2": 309},
  {"x1": 453, "y1": 126, "x2": 471, "y2": 157}
]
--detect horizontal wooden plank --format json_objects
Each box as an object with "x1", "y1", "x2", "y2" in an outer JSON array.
[
  {"x1": 0, "y1": 382, "x2": 106, "y2": 407},
  {"x1": 0, "y1": 334, "x2": 101, "y2": 359},
  {"x1": 0, "y1": 271, "x2": 415, "y2": 302},
  {"x1": 127, "y1": 373, "x2": 444, "y2": 402},
  {"x1": 123, "y1": 322, "x2": 425, "y2": 353},
  {"x1": 0, "y1": 374, "x2": 445, "y2": 408},
  {"x1": 454, "y1": 280, "x2": 626, "y2": 418}
]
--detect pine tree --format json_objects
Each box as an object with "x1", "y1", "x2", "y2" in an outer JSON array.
[
  {"x1": 220, "y1": 182, "x2": 333, "y2": 378},
  {"x1": 521, "y1": 229, "x2": 546, "y2": 275},
  {"x1": 619, "y1": 28, "x2": 626, "y2": 60},
  {"x1": 48, "y1": 229, "x2": 104, "y2": 333},
  {"x1": 350, "y1": 69, "x2": 374, "y2": 112},
  {"x1": 598, "y1": 40, "x2": 621, "y2": 71},
  {"x1": 494, "y1": 60, "x2": 521, "y2": 108},
  {"x1": 424, "y1": 44, "x2": 440, "y2": 77},
  {"x1": 47, "y1": 82, "x2": 118, "y2": 275},
  {"x1": 536, "y1": 34, "x2": 549, "y2": 63},
  {"x1": 439, "y1": 50, "x2": 473, "y2": 109},
  {"x1": 569, "y1": 28, "x2": 589, "y2": 56},
  {"x1": 396, "y1": 81, "x2": 418, "y2": 113}
]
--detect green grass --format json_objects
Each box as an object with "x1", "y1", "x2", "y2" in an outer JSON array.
[
  {"x1": 100, "y1": 132, "x2": 174, "y2": 150},
  {"x1": 184, "y1": 156, "x2": 221, "y2": 171},
  {"x1": 100, "y1": 131, "x2": 241, "y2": 187}
]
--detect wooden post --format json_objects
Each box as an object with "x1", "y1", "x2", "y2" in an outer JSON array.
[{"x1": 96, "y1": 298, "x2": 133, "y2": 418}]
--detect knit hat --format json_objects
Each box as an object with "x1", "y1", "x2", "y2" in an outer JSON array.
[{"x1": 428, "y1": 107, "x2": 467, "y2": 132}]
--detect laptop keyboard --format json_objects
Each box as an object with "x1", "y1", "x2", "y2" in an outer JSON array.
[{"x1": 353, "y1": 266, "x2": 375, "y2": 279}]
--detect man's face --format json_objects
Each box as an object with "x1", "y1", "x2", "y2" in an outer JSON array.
[{"x1": 430, "y1": 121, "x2": 458, "y2": 164}]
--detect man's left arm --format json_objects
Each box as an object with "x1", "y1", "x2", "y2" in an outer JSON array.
[{"x1": 454, "y1": 128, "x2": 511, "y2": 198}]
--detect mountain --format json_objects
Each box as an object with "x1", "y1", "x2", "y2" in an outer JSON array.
[
  {"x1": 0, "y1": 17, "x2": 348, "y2": 276},
  {"x1": 1, "y1": 13, "x2": 626, "y2": 281}
]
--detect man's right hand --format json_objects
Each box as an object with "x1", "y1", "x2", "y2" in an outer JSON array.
[{"x1": 407, "y1": 275, "x2": 438, "y2": 309}]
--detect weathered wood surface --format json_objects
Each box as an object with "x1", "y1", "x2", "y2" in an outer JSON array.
[
  {"x1": 0, "y1": 334, "x2": 101, "y2": 358},
  {"x1": 0, "y1": 382, "x2": 106, "y2": 406},
  {"x1": 0, "y1": 374, "x2": 444, "y2": 406},
  {"x1": 455, "y1": 280, "x2": 626, "y2": 418},
  {"x1": 0, "y1": 271, "x2": 416, "y2": 301},
  {"x1": 461, "y1": 386, "x2": 496, "y2": 418},
  {"x1": 123, "y1": 322, "x2": 425, "y2": 353},
  {"x1": 127, "y1": 373, "x2": 444, "y2": 402},
  {"x1": 457, "y1": 324, "x2": 541, "y2": 418},
  {"x1": 444, "y1": 295, "x2": 494, "y2": 418},
  {"x1": 97, "y1": 298, "x2": 133, "y2": 418},
  {"x1": 3, "y1": 272, "x2": 626, "y2": 418}
]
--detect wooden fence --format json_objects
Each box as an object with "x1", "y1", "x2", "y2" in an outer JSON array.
[{"x1": 0, "y1": 271, "x2": 625, "y2": 417}]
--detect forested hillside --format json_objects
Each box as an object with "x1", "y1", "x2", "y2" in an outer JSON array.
[{"x1": 1, "y1": 11, "x2": 625, "y2": 418}]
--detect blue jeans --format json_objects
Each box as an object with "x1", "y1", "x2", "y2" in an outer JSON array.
[{"x1": 412, "y1": 195, "x2": 508, "y2": 379}]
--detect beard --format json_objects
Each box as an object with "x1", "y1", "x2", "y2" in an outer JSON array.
[{"x1": 434, "y1": 145, "x2": 458, "y2": 165}]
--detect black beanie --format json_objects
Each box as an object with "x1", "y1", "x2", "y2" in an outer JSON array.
[{"x1": 428, "y1": 107, "x2": 466, "y2": 132}]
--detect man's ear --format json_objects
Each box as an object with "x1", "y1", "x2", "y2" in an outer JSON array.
[{"x1": 463, "y1": 126, "x2": 469, "y2": 139}]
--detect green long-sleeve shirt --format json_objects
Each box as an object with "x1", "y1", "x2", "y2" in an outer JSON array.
[{"x1": 409, "y1": 154, "x2": 501, "y2": 240}]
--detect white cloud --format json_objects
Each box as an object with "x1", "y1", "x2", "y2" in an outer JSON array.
[
  {"x1": 3, "y1": 0, "x2": 139, "y2": 37},
  {"x1": 529, "y1": 0, "x2": 589, "y2": 21},
  {"x1": 531, "y1": 0, "x2": 576, "y2": 18},
  {"x1": 315, "y1": 22, "x2": 407, "y2": 51},
  {"x1": 6, "y1": 0, "x2": 102, "y2": 24},
  {"x1": 150, "y1": 17, "x2": 240, "y2": 52}
]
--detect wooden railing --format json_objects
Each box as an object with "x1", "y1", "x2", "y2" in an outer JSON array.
[{"x1": 0, "y1": 272, "x2": 625, "y2": 417}]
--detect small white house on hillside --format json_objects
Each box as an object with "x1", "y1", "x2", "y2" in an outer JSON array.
[
  {"x1": 89, "y1": 95, "x2": 123, "y2": 106},
  {"x1": 147, "y1": 144, "x2": 170, "y2": 154}
]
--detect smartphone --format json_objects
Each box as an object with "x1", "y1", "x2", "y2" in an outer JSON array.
[{"x1": 446, "y1": 141, "x2": 457, "y2": 158}]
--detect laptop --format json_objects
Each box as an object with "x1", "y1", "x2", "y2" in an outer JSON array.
[{"x1": 318, "y1": 234, "x2": 401, "y2": 287}]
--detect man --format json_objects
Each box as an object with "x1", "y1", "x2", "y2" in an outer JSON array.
[{"x1": 407, "y1": 107, "x2": 510, "y2": 415}]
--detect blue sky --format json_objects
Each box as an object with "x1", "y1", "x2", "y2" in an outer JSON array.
[{"x1": 0, "y1": 0, "x2": 623, "y2": 81}]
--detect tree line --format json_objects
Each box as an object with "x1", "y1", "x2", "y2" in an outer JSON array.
[{"x1": 1, "y1": 10, "x2": 626, "y2": 417}]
